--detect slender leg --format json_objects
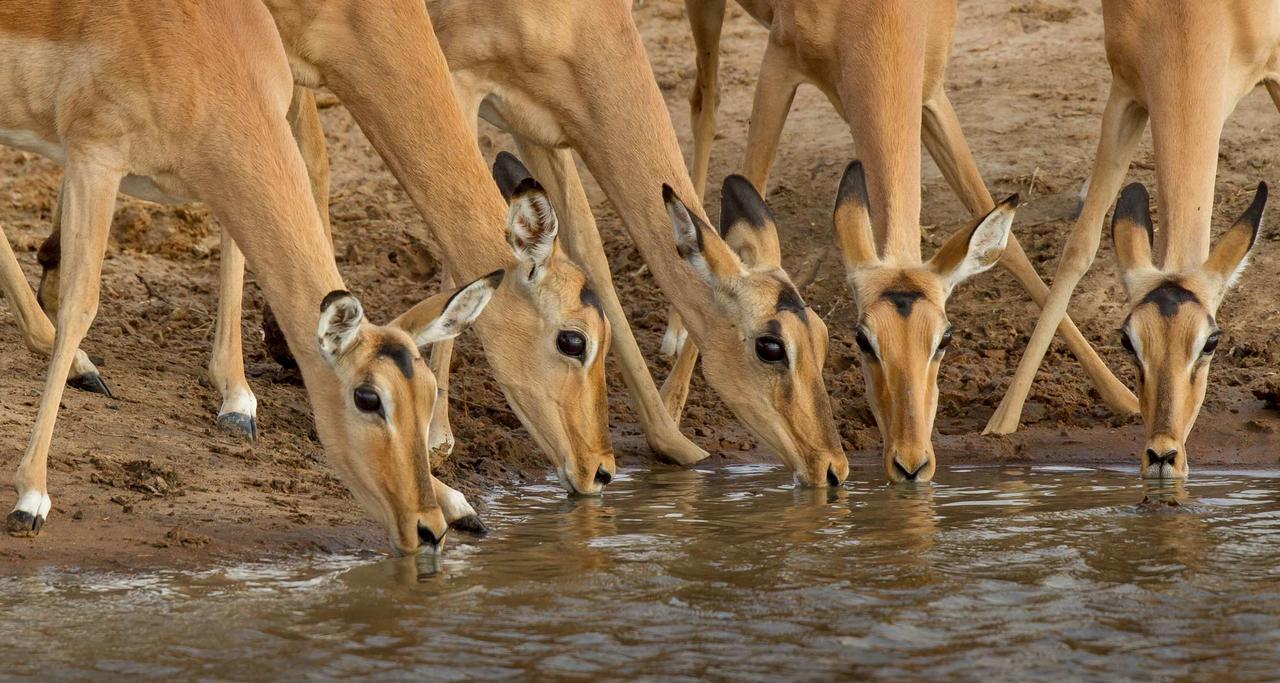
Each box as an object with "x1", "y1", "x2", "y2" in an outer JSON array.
[
  {"x1": 686, "y1": 0, "x2": 728, "y2": 199},
  {"x1": 8, "y1": 159, "x2": 121, "y2": 536},
  {"x1": 287, "y1": 86, "x2": 332, "y2": 239},
  {"x1": 208, "y1": 231, "x2": 258, "y2": 440},
  {"x1": 921, "y1": 90, "x2": 1138, "y2": 414},
  {"x1": 1266, "y1": 80, "x2": 1280, "y2": 115},
  {"x1": 12, "y1": 182, "x2": 109, "y2": 395},
  {"x1": 512, "y1": 137, "x2": 708, "y2": 465},
  {"x1": 428, "y1": 266, "x2": 456, "y2": 458},
  {"x1": 661, "y1": 39, "x2": 801, "y2": 422},
  {"x1": 985, "y1": 91, "x2": 1148, "y2": 434},
  {"x1": 433, "y1": 476, "x2": 485, "y2": 535}
]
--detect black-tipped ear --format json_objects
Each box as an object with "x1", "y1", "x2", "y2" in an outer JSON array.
[
  {"x1": 833, "y1": 160, "x2": 878, "y2": 269},
  {"x1": 1206, "y1": 181, "x2": 1267, "y2": 290},
  {"x1": 1112, "y1": 182, "x2": 1155, "y2": 275},
  {"x1": 507, "y1": 178, "x2": 559, "y2": 283},
  {"x1": 318, "y1": 290, "x2": 365, "y2": 365},
  {"x1": 719, "y1": 175, "x2": 781, "y2": 267},
  {"x1": 663, "y1": 183, "x2": 742, "y2": 284},
  {"x1": 493, "y1": 152, "x2": 533, "y2": 202}
]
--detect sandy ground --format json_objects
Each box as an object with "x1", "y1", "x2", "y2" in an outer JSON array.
[{"x1": 2, "y1": 0, "x2": 1279, "y2": 568}]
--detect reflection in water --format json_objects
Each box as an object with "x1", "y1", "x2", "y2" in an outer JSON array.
[{"x1": 2, "y1": 466, "x2": 1279, "y2": 680}]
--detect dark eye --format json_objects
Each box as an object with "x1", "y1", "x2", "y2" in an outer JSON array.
[
  {"x1": 353, "y1": 386, "x2": 383, "y2": 415},
  {"x1": 755, "y1": 336, "x2": 787, "y2": 364},
  {"x1": 556, "y1": 330, "x2": 587, "y2": 358},
  {"x1": 855, "y1": 328, "x2": 876, "y2": 357},
  {"x1": 1202, "y1": 331, "x2": 1221, "y2": 356},
  {"x1": 1119, "y1": 331, "x2": 1137, "y2": 357},
  {"x1": 937, "y1": 327, "x2": 955, "y2": 353}
]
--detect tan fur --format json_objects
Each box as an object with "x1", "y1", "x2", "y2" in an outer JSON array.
[
  {"x1": 0, "y1": 0, "x2": 508, "y2": 554},
  {"x1": 987, "y1": 1, "x2": 1278, "y2": 461}
]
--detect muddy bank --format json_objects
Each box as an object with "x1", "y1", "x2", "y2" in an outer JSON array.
[{"x1": 2, "y1": 0, "x2": 1279, "y2": 568}]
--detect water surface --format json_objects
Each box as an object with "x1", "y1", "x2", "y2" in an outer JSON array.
[{"x1": 3, "y1": 465, "x2": 1279, "y2": 680}]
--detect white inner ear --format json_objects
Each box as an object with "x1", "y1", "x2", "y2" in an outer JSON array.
[
  {"x1": 412, "y1": 279, "x2": 497, "y2": 347},
  {"x1": 944, "y1": 209, "x2": 1013, "y2": 294},
  {"x1": 318, "y1": 296, "x2": 365, "y2": 365},
  {"x1": 667, "y1": 199, "x2": 715, "y2": 283},
  {"x1": 508, "y1": 193, "x2": 559, "y2": 282}
]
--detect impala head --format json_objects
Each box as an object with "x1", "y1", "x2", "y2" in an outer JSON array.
[
  {"x1": 662, "y1": 176, "x2": 848, "y2": 487},
  {"x1": 316, "y1": 274, "x2": 500, "y2": 556},
  {"x1": 1111, "y1": 182, "x2": 1266, "y2": 480},
  {"x1": 833, "y1": 161, "x2": 1016, "y2": 484},
  {"x1": 478, "y1": 152, "x2": 615, "y2": 495}
]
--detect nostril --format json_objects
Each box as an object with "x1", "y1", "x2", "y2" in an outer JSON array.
[
  {"x1": 417, "y1": 522, "x2": 441, "y2": 548},
  {"x1": 893, "y1": 457, "x2": 923, "y2": 481},
  {"x1": 826, "y1": 465, "x2": 841, "y2": 488},
  {"x1": 1146, "y1": 448, "x2": 1178, "y2": 466},
  {"x1": 594, "y1": 465, "x2": 613, "y2": 487}
]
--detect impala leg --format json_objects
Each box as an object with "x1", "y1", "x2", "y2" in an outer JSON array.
[
  {"x1": 15, "y1": 183, "x2": 110, "y2": 396},
  {"x1": 922, "y1": 90, "x2": 1138, "y2": 414},
  {"x1": 208, "y1": 230, "x2": 258, "y2": 440},
  {"x1": 433, "y1": 476, "x2": 485, "y2": 535},
  {"x1": 985, "y1": 92, "x2": 1148, "y2": 434},
  {"x1": 512, "y1": 137, "x2": 708, "y2": 465},
  {"x1": 8, "y1": 160, "x2": 119, "y2": 537},
  {"x1": 428, "y1": 266, "x2": 457, "y2": 458},
  {"x1": 661, "y1": 39, "x2": 801, "y2": 423},
  {"x1": 686, "y1": 0, "x2": 727, "y2": 199}
]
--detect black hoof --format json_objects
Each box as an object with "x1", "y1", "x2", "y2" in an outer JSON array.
[
  {"x1": 67, "y1": 372, "x2": 113, "y2": 398},
  {"x1": 217, "y1": 412, "x2": 258, "y2": 441},
  {"x1": 450, "y1": 515, "x2": 489, "y2": 536},
  {"x1": 6, "y1": 509, "x2": 43, "y2": 537}
]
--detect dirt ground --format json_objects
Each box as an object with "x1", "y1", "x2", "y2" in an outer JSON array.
[{"x1": 2, "y1": 0, "x2": 1279, "y2": 568}]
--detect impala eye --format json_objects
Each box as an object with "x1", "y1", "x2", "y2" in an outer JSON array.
[
  {"x1": 855, "y1": 328, "x2": 876, "y2": 358},
  {"x1": 1120, "y1": 331, "x2": 1137, "y2": 357},
  {"x1": 1202, "y1": 331, "x2": 1221, "y2": 356},
  {"x1": 755, "y1": 336, "x2": 787, "y2": 364},
  {"x1": 937, "y1": 327, "x2": 955, "y2": 354},
  {"x1": 557, "y1": 330, "x2": 587, "y2": 358},
  {"x1": 353, "y1": 386, "x2": 383, "y2": 415}
]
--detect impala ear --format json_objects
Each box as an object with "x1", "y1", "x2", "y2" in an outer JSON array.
[
  {"x1": 493, "y1": 151, "x2": 533, "y2": 202},
  {"x1": 929, "y1": 194, "x2": 1017, "y2": 295},
  {"x1": 394, "y1": 270, "x2": 504, "y2": 347},
  {"x1": 833, "y1": 161, "x2": 879, "y2": 271},
  {"x1": 1205, "y1": 182, "x2": 1266, "y2": 298},
  {"x1": 719, "y1": 175, "x2": 781, "y2": 268},
  {"x1": 1111, "y1": 182, "x2": 1156, "y2": 295},
  {"x1": 506, "y1": 178, "x2": 559, "y2": 284},
  {"x1": 663, "y1": 184, "x2": 745, "y2": 285},
  {"x1": 317, "y1": 290, "x2": 366, "y2": 365}
]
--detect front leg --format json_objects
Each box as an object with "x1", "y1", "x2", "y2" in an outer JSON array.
[
  {"x1": 208, "y1": 231, "x2": 258, "y2": 440},
  {"x1": 433, "y1": 477, "x2": 486, "y2": 535},
  {"x1": 985, "y1": 91, "x2": 1148, "y2": 434},
  {"x1": 9, "y1": 158, "x2": 121, "y2": 536},
  {"x1": 922, "y1": 90, "x2": 1138, "y2": 415}
]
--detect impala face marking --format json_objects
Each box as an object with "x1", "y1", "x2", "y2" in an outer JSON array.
[
  {"x1": 1111, "y1": 182, "x2": 1266, "y2": 480},
  {"x1": 484, "y1": 153, "x2": 616, "y2": 495},
  {"x1": 663, "y1": 176, "x2": 848, "y2": 487},
  {"x1": 319, "y1": 273, "x2": 500, "y2": 556},
  {"x1": 834, "y1": 161, "x2": 1017, "y2": 484}
]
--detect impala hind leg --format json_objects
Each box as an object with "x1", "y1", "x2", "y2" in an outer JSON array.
[
  {"x1": 8, "y1": 160, "x2": 120, "y2": 536},
  {"x1": 686, "y1": 0, "x2": 727, "y2": 198},
  {"x1": 985, "y1": 92, "x2": 1148, "y2": 434},
  {"x1": 921, "y1": 90, "x2": 1137, "y2": 415},
  {"x1": 208, "y1": 231, "x2": 258, "y2": 440},
  {"x1": 512, "y1": 138, "x2": 707, "y2": 465},
  {"x1": 661, "y1": 39, "x2": 801, "y2": 423}
]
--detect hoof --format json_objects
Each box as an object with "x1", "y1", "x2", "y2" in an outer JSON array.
[
  {"x1": 67, "y1": 372, "x2": 113, "y2": 398},
  {"x1": 449, "y1": 514, "x2": 489, "y2": 536},
  {"x1": 6, "y1": 509, "x2": 44, "y2": 537},
  {"x1": 217, "y1": 412, "x2": 258, "y2": 441}
]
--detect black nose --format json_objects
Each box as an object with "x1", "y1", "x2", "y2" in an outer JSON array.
[
  {"x1": 893, "y1": 457, "x2": 927, "y2": 482},
  {"x1": 594, "y1": 465, "x2": 613, "y2": 487},
  {"x1": 417, "y1": 522, "x2": 442, "y2": 548},
  {"x1": 1146, "y1": 448, "x2": 1178, "y2": 466},
  {"x1": 826, "y1": 466, "x2": 842, "y2": 487}
]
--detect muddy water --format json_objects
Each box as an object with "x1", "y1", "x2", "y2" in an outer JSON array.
[{"x1": 2, "y1": 465, "x2": 1279, "y2": 680}]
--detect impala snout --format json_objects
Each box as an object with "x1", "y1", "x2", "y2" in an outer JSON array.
[
  {"x1": 888, "y1": 450, "x2": 935, "y2": 483},
  {"x1": 556, "y1": 451, "x2": 617, "y2": 496},
  {"x1": 1141, "y1": 435, "x2": 1187, "y2": 480}
]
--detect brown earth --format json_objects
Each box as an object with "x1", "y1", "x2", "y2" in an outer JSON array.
[{"x1": 2, "y1": 0, "x2": 1279, "y2": 568}]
